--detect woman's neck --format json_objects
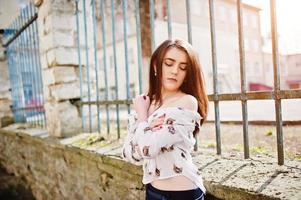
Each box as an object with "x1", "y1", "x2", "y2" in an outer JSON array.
[{"x1": 161, "y1": 90, "x2": 182, "y2": 102}]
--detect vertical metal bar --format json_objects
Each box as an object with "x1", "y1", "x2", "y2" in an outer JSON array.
[
  {"x1": 83, "y1": 0, "x2": 92, "y2": 133},
  {"x1": 167, "y1": 0, "x2": 172, "y2": 39},
  {"x1": 100, "y1": 0, "x2": 110, "y2": 135},
  {"x1": 6, "y1": 25, "x2": 13, "y2": 119},
  {"x1": 23, "y1": 6, "x2": 36, "y2": 126},
  {"x1": 28, "y1": 3, "x2": 44, "y2": 127},
  {"x1": 110, "y1": 0, "x2": 120, "y2": 137},
  {"x1": 33, "y1": 5, "x2": 47, "y2": 128},
  {"x1": 91, "y1": 0, "x2": 101, "y2": 133},
  {"x1": 10, "y1": 21, "x2": 18, "y2": 121},
  {"x1": 270, "y1": 0, "x2": 284, "y2": 165},
  {"x1": 185, "y1": 0, "x2": 192, "y2": 44},
  {"x1": 237, "y1": 0, "x2": 249, "y2": 159},
  {"x1": 134, "y1": 0, "x2": 143, "y2": 94},
  {"x1": 17, "y1": 13, "x2": 26, "y2": 123},
  {"x1": 30, "y1": 3, "x2": 43, "y2": 127},
  {"x1": 15, "y1": 15, "x2": 21, "y2": 122},
  {"x1": 29, "y1": 4, "x2": 37, "y2": 126},
  {"x1": 28, "y1": 5, "x2": 39, "y2": 127},
  {"x1": 25, "y1": 5, "x2": 33, "y2": 125},
  {"x1": 6, "y1": 40, "x2": 15, "y2": 121},
  {"x1": 122, "y1": 0, "x2": 131, "y2": 115},
  {"x1": 208, "y1": 0, "x2": 221, "y2": 155},
  {"x1": 20, "y1": 9, "x2": 30, "y2": 125},
  {"x1": 149, "y1": 0, "x2": 155, "y2": 52},
  {"x1": 75, "y1": 0, "x2": 85, "y2": 132},
  {"x1": 17, "y1": 16, "x2": 25, "y2": 122}
]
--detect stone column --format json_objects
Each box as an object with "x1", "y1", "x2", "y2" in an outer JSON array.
[
  {"x1": 36, "y1": 0, "x2": 82, "y2": 137},
  {"x1": 0, "y1": 33, "x2": 14, "y2": 127}
]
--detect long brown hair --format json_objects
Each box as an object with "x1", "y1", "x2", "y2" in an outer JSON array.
[{"x1": 147, "y1": 39, "x2": 209, "y2": 125}]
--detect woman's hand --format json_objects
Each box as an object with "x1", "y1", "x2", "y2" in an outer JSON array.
[
  {"x1": 133, "y1": 94, "x2": 150, "y2": 122},
  {"x1": 149, "y1": 114, "x2": 165, "y2": 131}
]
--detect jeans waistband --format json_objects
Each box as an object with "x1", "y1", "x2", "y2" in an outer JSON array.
[{"x1": 146, "y1": 183, "x2": 204, "y2": 200}]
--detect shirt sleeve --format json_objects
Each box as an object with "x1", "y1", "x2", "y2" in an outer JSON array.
[
  {"x1": 122, "y1": 112, "x2": 145, "y2": 165},
  {"x1": 135, "y1": 113, "x2": 197, "y2": 159}
]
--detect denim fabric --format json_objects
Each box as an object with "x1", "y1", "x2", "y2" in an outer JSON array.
[{"x1": 145, "y1": 184, "x2": 205, "y2": 200}]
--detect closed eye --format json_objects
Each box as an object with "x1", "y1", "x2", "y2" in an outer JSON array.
[
  {"x1": 164, "y1": 62, "x2": 173, "y2": 66},
  {"x1": 180, "y1": 66, "x2": 187, "y2": 70}
]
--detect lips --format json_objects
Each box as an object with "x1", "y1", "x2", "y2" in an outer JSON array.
[{"x1": 167, "y1": 78, "x2": 177, "y2": 82}]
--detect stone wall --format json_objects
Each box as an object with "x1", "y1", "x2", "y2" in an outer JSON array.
[
  {"x1": 0, "y1": 126, "x2": 144, "y2": 200},
  {"x1": 0, "y1": 33, "x2": 13, "y2": 128},
  {"x1": 1, "y1": 125, "x2": 300, "y2": 200}
]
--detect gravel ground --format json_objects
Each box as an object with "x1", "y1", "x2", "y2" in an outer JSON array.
[
  {"x1": 197, "y1": 122, "x2": 301, "y2": 161},
  {"x1": 101, "y1": 120, "x2": 301, "y2": 162}
]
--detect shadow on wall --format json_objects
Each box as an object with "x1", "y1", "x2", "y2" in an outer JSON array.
[{"x1": 0, "y1": 166, "x2": 35, "y2": 200}]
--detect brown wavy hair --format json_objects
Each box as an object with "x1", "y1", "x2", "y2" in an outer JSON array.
[{"x1": 147, "y1": 39, "x2": 209, "y2": 126}]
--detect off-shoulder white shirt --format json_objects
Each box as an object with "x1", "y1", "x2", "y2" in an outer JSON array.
[{"x1": 122, "y1": 107, "x2": 206, "y2": 193}]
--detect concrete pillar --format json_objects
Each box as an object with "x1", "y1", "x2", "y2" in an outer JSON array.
[
  {"x1": 36, "y1": 0, "x2": 82, "y2": 137},
  {"x1": 0, "y1": 33, "x2": 14, "y2": 127}
]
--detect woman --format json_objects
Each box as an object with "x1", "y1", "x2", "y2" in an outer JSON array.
[{"x1": 122, "y1": 39, "x2": 208, "y2": 200}]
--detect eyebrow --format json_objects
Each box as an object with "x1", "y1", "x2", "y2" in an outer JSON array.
[{"x1": 164, "y1": 58, "x2": 188, "y2": 65}]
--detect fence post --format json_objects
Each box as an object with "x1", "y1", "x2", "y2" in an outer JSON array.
[
  {"x1": 139, "y1": 1, "x2": 152, "y2": 92},
  {"x1": 35, "y1": 0, "x2": 81, "y2": 137},
  {"x1": 0, "y1": 33, "x2": 14, "y2": 127}
]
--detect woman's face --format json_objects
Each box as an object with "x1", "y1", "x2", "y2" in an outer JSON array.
[{"x1": 160, "y1": 47, "x2": 188, "y2": 93}]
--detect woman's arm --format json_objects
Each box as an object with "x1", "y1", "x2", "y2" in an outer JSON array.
[
  {"x1": 135, "y1": 95, "x2": 199, "y2": 158},
  {"x1": 135, "y1": 114, "x2": 196, "y2": 159},
  {"x1": 122, "y1": 113, "x2": 144, "y2": 165}
]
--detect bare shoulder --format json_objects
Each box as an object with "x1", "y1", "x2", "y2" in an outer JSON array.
[{"x1": 176, "y1": 94, "x2": 198, "y2": 112}]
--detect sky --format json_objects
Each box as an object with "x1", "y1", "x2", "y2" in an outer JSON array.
[{"x1": 243, "y1": 0, "x2": 301, "y2": 54}]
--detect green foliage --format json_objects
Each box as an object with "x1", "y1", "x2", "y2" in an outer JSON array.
[
  {"x1": 251, "y1": 146, "x2": 271, "y2": 156},
  {"x1": 265, "y1": 129, "x2": 273, "y2": 136},
  {"x1": 233, "y1": 144, "x2": 243, "y2": 152}
]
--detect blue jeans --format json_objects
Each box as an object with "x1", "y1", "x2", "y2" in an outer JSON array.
[{"x1": 146, "y1": 184, "x2": 205, "y2": 200}]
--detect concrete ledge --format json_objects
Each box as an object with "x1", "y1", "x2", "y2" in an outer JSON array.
[{"x1": 0, "y1": 124, "x2": 300, "y2": 200}]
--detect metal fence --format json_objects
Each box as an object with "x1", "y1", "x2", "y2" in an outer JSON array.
[
  {"x1": 3, "y1": 3, "x2": 46, "y2": 128},
  {"x1": 73, "y1": 0, "x2": 301, "y2": 165}
]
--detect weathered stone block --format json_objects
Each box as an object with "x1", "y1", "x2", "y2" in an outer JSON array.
[
  {"x1": 46, "y1": 47, "x2": 78, "y2": 66},
  {"x1": 39, "y1": 54, "x2": 47, "y2": 71},
  {"x1": 50, "y1": 81, "x2": 80, "y2": 101},
  {"x1": 53, "y1": 31, "x2": 74, "y2": 47},
  {"x1": 0, "y1": 49, "x2": 6, "y2": 61},
  {"x1": 37, "y1": 0, "x2": 52, "y2": 19},
  {"x1": 52, "y1": 14, "x2": 75, "y2": 32},
  {"x1": 0, "y1": 91, "x2": 11, "y2": 99},
  {"x1": 39, "y1": 32, "x2": 53, "y2": 54},
  {"x1": 42, "y1": 85, "x2": 51, "y2": 102},
  {"x1": 52, "y1": 0, "x2": 75, "y2": 13},
  {"x1": 34, "y1": 0, "x2": 43, "y2": 7},
  {"x1": 42, "y1": 68, "x2": 55, "y2": 86},
  {"x1": 43, "y1": 14, "x2": 52, "y2": 35},
  {"x1": 0, "y1": 116, "x2": 14, "y2": 128},
  {"x1": 44, "y1": 100, "x2": 81, "y2": 137},
  {"x1": 0, "y1": 99, "x2": 12, "y2": 113},
  {"x1": 43, "y1": 67, "x2": 77, "y2": 86}
]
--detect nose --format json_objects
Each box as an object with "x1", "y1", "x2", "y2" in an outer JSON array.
[{"x1": 171, "y1": 66, "x2": 178, "y2": 75}]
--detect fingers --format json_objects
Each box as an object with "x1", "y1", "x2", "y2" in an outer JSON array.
[
  {"x1": 151, "y1": 126, "x2": 163, "y2": 131},
  {"x1": 149, "y1": 117, "x2": 164, "y2": 129},
  {"x1": 152, "y1": 118, "x2": 164, "y2": 126}
]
